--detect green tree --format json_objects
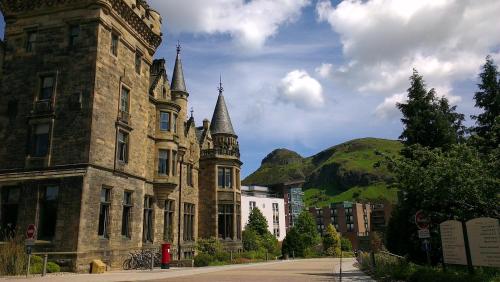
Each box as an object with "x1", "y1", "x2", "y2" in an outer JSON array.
[
  {"x1": 322, "y1": 224, "x2": 341, "y2": 256},
  {"x1": 281, "y1": 227, "x2": 304, "y2": 257},
  {"x1": 295, "y1": 211, "x2": 321, "y2": 249},
  {"x1": 340, "y1": 237, "x2": 352, "y2": 252},
  {"x1": 242, "y1": 229, "x2": 260, "y2": 251},
  {"x1": 397, "y1": 69, "x2": 464, "y2": 150},
  {"x1": 386, "y1": 144, "x2": 499, "y2": 263},
  {"x1": 246, "y1": 207, "x2": 268, "y2": 236},
  {"x1": 471, "y1": 56, "x2": 500, "y2": 153}
]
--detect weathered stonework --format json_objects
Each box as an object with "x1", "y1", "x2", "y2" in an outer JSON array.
[{"x1": 0, "y1": 0, "x2": 241, "y2": 272}]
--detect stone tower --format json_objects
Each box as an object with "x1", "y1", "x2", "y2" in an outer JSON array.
[
  {"x1": 0, "y1": 0, "x2": 200, "y2": 271},
  {"x1": 198, "y1": 80, "x2": 242, "y2": 249}
]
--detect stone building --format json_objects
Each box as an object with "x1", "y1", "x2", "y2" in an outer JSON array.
[{"x1": 0, "y1": 0, "x2": 241, "y2": 272}]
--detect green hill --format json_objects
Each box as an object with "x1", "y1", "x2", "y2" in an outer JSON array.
[{"x1": 242, "y1": 138, "x2": 403, "y2": 207}]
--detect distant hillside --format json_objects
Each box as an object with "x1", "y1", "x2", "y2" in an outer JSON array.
[{"x1": 242, "y1": 138, "x2": 403, "y2": 206}]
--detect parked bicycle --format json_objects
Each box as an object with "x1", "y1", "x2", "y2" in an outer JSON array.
[{"x1": 123, "y1": 249, "x2": 161, "y2": 270}]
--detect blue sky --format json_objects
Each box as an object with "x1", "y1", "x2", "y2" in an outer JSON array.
[{"x1": 2, "y1": 1, "x2": 499, "y2": 178}]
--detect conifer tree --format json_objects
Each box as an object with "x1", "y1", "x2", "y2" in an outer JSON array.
[
  {"x1": 397, "y1": 69, "x2": 464, "y2": 150},
  {"x1": 322, "y1": 224, "x2": 341, "y2": 256},
  {"x1": 246, "y1": 207, "x2": 268, "y2": 236},
  {"x1": 471, "y1": 56, "x2": 500, "y2": 153}
]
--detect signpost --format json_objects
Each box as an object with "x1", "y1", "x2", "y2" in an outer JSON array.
[
  {"x1": 415, "y1": 210, "x2": 431, "y2": 265},
  {"x1": 25, "y1": 224, "x2": 36, "y2": 278}
]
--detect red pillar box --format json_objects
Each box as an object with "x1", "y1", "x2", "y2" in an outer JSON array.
[{"x1": 161, "y1": 243, "x2": 171, "y2": 269}]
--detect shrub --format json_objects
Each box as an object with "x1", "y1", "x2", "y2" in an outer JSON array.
[
  {"x1": 31, "y1": 255, "x2": 43, "y2": 264},
  {"x1": 196, "y1": 237, "x2": 222, "y2": 255},
  {"x1": 242, "y1": 229, "x2": 260, "y2": 251},
  {"x1": 46, "y1": 262, "x2": 61, "y2": 273},
  {"x1": 0, "y1": 233, "x2": 28, "y2": 276},
  {"x1": 214, "y1": 251, "x2": 230, "y2": 262},
  {"x1": 340, "y1": 237, "x2": 352, "y2": 252},
  {"x1": 194, "y1": 253, "x2": 213, "y2": 267},
  {"x1": 30, "y1": 263, "x2": 43, "y2": 274}
]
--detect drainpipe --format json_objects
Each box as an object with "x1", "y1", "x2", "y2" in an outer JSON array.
[{"x1": 177, "y1": 153, "x2": 184, "y2": 261}]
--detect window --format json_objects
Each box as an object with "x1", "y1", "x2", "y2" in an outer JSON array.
[
  {"x1": 158, "y1": 150, "x2": 169, "y2": 175},
  {"x1": 236, "y1": 204, "x2": 241, "y2": 240},
  {"x1": 187, "y1": 164, "x2": 193, "y2": 187},
  {"x1": 347, "y1": 223, "x2": 354, "y2": 232},
  {"x1": 143, "y1": 196, "x2": 153, "y2": 243},
  {"x1": 121, "y1": 191, "x2": 133, "y2": 238},
  {"x1": 218, "y1": 204, "x2": 233, "y2": 239},
  {"x1": 160, "y1": 112, "x2": 170, "y2": 131},
  {"x1": 26, "y1": 31, "x2": 36, "y2": 52},
  {"x1": 183, "y1": 203, "x2": 194, "y2": 241},
  {"x1": 164, "y1": 200, "x2": 174, "y2": 241},
  {"x1": 120, "y1": 86, "x2": 129, "y2": 113},
  {"x1": 135, "y1": 52, "x2": 142, "y2": 74},
  {"x1": 272, "y1": 203, "x2": 280, "y2": 238},
  {"x1": 172, "y1": 151, "x2": 177, "y2": 176},
  {"x1": 32, "y1": 123, "x2": 50, "y2": 157},
  {"x1": 69, "y1": 25, "x2": 80, "y2": 47},
  {"x1": 98, "y1": 187, "x2": 111, "y2": 238},
  {"x1": 249, "y1": 201, "x2": 256, "y2": 214},
  {"x1": 39, "y1": 76, "x2": 55, "y2": 101},
  {"x1": 0, "y1": 186, "x2": 20, "y2": 239},
  {"x1": 111, "y1": 33, "x2": 119, "y2": 56},
  {"x1": 38, "y1": 186, "x2": 59, "y2": 240},
  {"x1": 173, "y1": 114, "x2": 177, "y2": 133},
  {"x1": 217, "y1": 167, "x2": 232, "y2": 188},
  {"x1": 117, "y1": 131, "x2": 129, "y2": 163}
]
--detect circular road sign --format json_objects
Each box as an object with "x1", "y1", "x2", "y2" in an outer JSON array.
[
  {"x1": 26, "y1": 224, "x2": 36, "y2": 239},
  {"x1": 415, "y1": 210, "x2": 430, "y2": 229}
]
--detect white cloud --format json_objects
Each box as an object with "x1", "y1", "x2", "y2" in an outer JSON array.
[
  {"x1": 315, "y1": 63, "x2": 333, "y2": 78},
  {"x1": 316, "y1": 0, "x2": 500, "y2": 118},
  {"x1": 375, "y1": 93, "x2": 406, "y2": 119},
  {"x1": 150, "y1": 0, "x2": 310, "y2": 50},
  {"x1": 278, "y1": 70, "x2": 325, "y2": 109}
]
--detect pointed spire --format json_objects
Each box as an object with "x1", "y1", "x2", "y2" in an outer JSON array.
[
  {"x1": 210, "y1": 77, "x2": 236, "y2": 136},
  {"x1": 171, "y1": 41, "x2": 187, "y2": 92},
  {"x1": 190, "y1": 107, "x2": 194, "y2": 119}
]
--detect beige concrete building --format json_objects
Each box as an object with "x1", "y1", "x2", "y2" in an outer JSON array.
[{"x1": 0, "y1": 0, "x2": 241, "y2": 272}]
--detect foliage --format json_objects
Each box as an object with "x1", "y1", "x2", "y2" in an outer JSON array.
[
  {"x1": 358, "y1": 252, "x2": 499, "y2": 282},
  {"x1": 194, "y1": 253, "x2": 213, "y2": 267},
  {"x1": 246, "y1": 208, "x2": 268, "y2": 236},
  {"x1": 397, "y1": 69, "x2": 465, "y2": 150},
  {"x1": 30, "y1": 263, "x2": 43, "y2": 274},
  {"x1": 46, "y1": 262, "x2": 60, "y2": 273},
  {"x1": 386, "y1": 144, "x2": 499, "y2": 263},
  {"x1": 196, "y1": 237, "x2": 223, "y2": 256},
  {"x1": 322, "y1": 224, "x2": 341, "y2": 256},
  {"x1": 304, "y1": 183, "x2": 398, "y2": 207},
  {"x1": 259, "y1": 231, "x2": 280, "y2": 256},
  {"x1": 340, "y1": 237, "x2": 352, "y2": 252},
  {"x1": 242, "y1": 229, "x2": 260, "y2": 251},
  {"x1": 0, "y1": 232, "x2": 28, "y2": 276},
  {"x1": 370, "y1": 231, "x2": 383, "y2": 252},
  {"x1": 470, "y1": 56, "x2": 500, "y2": 153},
  {"x1": 282, "y1": 212, "x2": 321, "y2": 257}
]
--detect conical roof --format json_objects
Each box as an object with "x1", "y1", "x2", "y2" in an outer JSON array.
[
  {"x1": 210, "y1": 81, "x2": 236, "y2": 136},
  {"x1": 171, "y1": 44, "x2": 187, "y2": 92}
]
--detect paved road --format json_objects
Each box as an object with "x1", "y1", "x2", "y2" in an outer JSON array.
[
  {"x1": 2, "y1": 258, "x2": 373, "y2": 282},
  {"x1": 148, "y1": 258, "x2": 373, "y2": 282}
]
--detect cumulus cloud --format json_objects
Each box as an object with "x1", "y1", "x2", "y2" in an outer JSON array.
[
  {"x1": 278, "y1": 70, "x2": 325, "y2": 109},
  {"x1": 150, "y1": 0, "x2": 310, "y2": 49},
  {"x1": 315, "y1": 63, "x2": 333, "y2": 78},
  {"x1": 315, "y1": 0, "x2": 500, "y2": 118}
]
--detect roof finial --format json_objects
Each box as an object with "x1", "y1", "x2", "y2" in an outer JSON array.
[
  {"x1": 176, "y1": 40, "x2": 181, "y2": 54},
  {"x1": 218, "y1": 74, "x2": 224, "y2": 95},
  {"x1": 190, "y1": 107, "x2": 194, "y2": 118}
]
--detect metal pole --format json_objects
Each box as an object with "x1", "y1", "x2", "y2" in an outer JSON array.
[
  {"x1": 177, "y1": 154, "x2": 184, "y2": 261},
  {"x1": 230, "y1": 250, "x2": 233, "y2": 262},
  {"x1": 26, "y1": 254, "x2": 31, "y2": 278},
  {"x1": 339, "y1": 250, "x2": 343, "y2": 282},
  {"x1": 292, "y1": 250, "x2": 295, "y2": 259},
  {"x1": 266, "y1": 251, "x2": 268, "y2": 261},
  {"x1": 461, "y1": 221, "x2": 474, "y2": 274},
  {"x1": 42, "y1": 254, "x2": 48, "y2": 276}
]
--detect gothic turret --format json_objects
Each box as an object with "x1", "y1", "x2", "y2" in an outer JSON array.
[
  {"x1": 210, "y1": 78, "x2": 236, "y2": 136},
  {"x1": 171, "y1": 43, "x2": 187, "y2": 94}
]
